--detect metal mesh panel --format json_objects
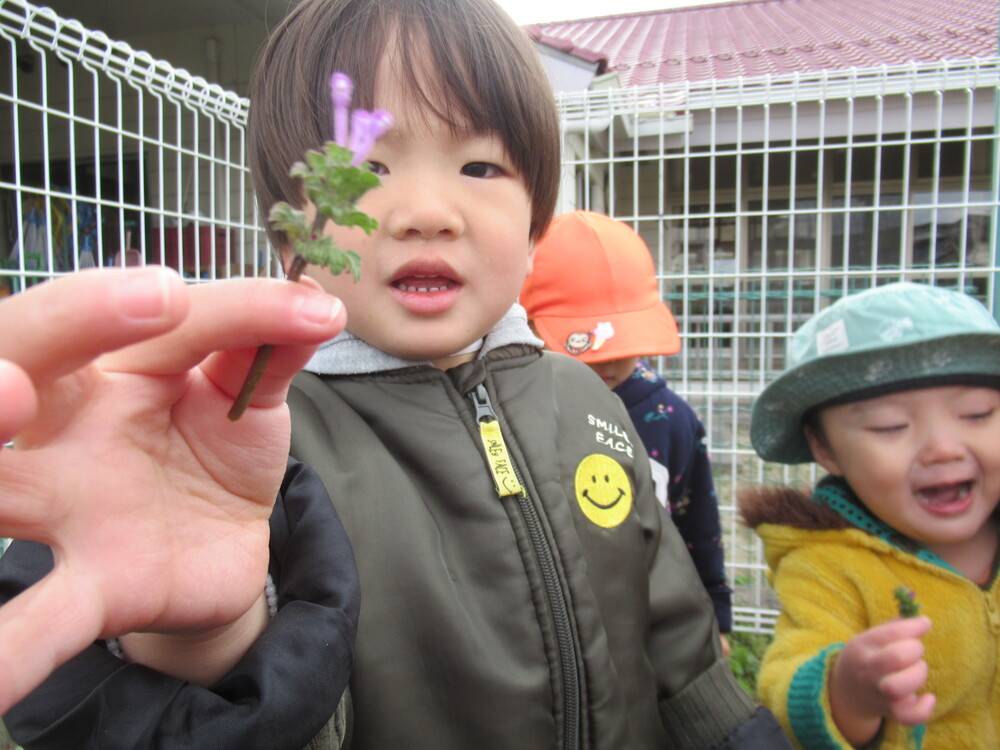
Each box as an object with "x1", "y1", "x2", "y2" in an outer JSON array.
[
  {"x1": 557, "y1": 59, "x2": 1000, "y2": 632},
  {"x1": 4, "y1": 0, "x2": 999, "y2": 633},
  {"x1": 0, "y1": 0, "x2": 277, "y2": 291}
]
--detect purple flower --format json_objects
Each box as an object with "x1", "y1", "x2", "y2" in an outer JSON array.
[
  {"x1": 347, "y1": 110, "x2": 373, "y2": 164},
  {"x1": 348, "y1": 109, "x2": 395, "y2": 166},
  {"x1": 330, "y1": 72, "x2": 353, "y2": 147},
  {"x1": 370, "y1": 109, "x2": 394, "y2": 139},
  {"x1": 328, "y1": 72, "x2": 394, "y2": 165}
]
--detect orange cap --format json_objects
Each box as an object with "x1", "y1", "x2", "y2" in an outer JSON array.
[{"x1": 520, "y1": 210, "x2": 680, "y2": 363}]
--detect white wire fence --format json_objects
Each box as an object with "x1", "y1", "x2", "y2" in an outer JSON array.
[
  {"x1": 4, "y1": 0, "x2": 999, "y2": 633},
  {"x1": 556, "y1": 58, "x2": 1000, "y2": 632},
  {"x1": 0, "y1": 0, "x2": 277, "y2": 291}
]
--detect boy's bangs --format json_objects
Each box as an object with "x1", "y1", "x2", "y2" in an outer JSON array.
[
  {"x1": 368, "y1": 3, "x2": 560, "y2": 239},
  {"x1": 379, "y1": 27, "x2": 487, "y2": 137},
  {"x1": 343, "y1": 4, "x2": 518, "y2": 136}
]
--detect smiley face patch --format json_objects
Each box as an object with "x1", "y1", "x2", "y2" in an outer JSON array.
[{"x1": 574, "y1": 454, "x2": 633, "y2": 528}]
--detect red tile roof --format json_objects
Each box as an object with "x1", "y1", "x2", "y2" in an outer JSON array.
[{"x1": 525, "y1": 0, "x2": 998, "y2": 86}]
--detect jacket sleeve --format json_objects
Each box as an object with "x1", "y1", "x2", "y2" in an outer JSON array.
[
  {"x1": 660, "y1": 393, "x2": 733, "y2": 634},
  {"x1": 1, "y1": 458, "x2": 360, "y2": 750},
  {"x1": 621, "y1": 375, "x2": 733, "y2": 634},
  {"x1": 636, "y1": 442, "x2": 792, "y2": 749}
]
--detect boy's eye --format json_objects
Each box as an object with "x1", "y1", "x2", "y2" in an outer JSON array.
[
  {"x1": 963, "y1": 408, "x2": 995, "y2": 421},
  {"x1": 367, "y1": 161, "x2": 388, "y2": 176},
  {"x1": 869, "y1": 424, "x2": 906, "y2": 434},
  {"x1": 461, "y1": 162, "x2": 503, "y2": 178}
]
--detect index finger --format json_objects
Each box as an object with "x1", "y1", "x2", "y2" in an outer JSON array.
[
  {"x1": 0, "y1": 267, "x2": 189, "y2": 383},
  {"x1": 872, "y1": 615, "x2": 932, "y2": 643},
  {"x1": 99, "y1": 276, "x2": 345, "y2": 375}
]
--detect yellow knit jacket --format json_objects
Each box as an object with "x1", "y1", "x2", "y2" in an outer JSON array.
[{"x1": 742, "y1": 478, "x2": 1000, "y2": 750}]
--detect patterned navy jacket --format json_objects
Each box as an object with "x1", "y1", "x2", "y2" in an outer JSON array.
[{"x1": 614, "y1": 360, "x2": 732, "y2": 632}]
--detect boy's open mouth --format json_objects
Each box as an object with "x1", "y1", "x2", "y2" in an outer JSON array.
[
  {"x1": 916, "y1": 480, "x2": 973, "y2": 513},
  {"x1": 392, "y1": 274, "x2": 456, "y2": 293},
  {"x1": 389, "y1": 269, "x2": 462, "y2": 316}
]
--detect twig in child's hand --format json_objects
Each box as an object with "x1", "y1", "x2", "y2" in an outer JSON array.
[
  {"x1": 227, "y1": 73, "x2": 391, "y2": 421},
  {"x1": 892, "y1": 586, "x2": 924, "y2": 750},
  {"x1": 894, "y1": 586, "x2": 921, "y2": 618}
]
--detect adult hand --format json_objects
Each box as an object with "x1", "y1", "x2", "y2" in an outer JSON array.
[
  {"x1": 0, "y1": 267, "x2": 345, "y2": 713},
  {"x1": 828, "y1": 615, "x2": 935, "y2": 746}
]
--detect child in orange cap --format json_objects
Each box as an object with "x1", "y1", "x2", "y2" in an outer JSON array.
[{"x1": 521, "y1": 210, "x2": 732, "y2": 650}]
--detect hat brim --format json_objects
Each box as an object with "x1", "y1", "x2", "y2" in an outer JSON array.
[
  {"x1": 751, "y1": 333, "x2": 1000, "y2": 464},
  {"x1": 530, "y1": 301, "x2": 680, "y2": 363}
]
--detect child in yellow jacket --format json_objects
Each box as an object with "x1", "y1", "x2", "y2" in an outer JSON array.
[{"x1": 743, "y1": 281, "x2": 1000, "y2": 750}]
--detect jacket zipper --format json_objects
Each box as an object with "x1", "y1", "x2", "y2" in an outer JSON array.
[{"x1": 469, "y1": 383, "x2": 582, "y2": 750}]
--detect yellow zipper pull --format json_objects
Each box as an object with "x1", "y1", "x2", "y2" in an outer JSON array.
[{"x1": 470, "y1": 384, "x2": 523, "y2": 498}]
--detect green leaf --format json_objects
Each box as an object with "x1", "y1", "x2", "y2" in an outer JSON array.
[
  {"x1": 894, "y1": 586, "x2": 921, "y2": 617},
  {"x1": 280, "y1": 140, "x2": 382, "y2": 279},
  {"x1": 268, "y1": 202, "x2": 311, "y2": 244},
  {"x1": 295, "y1": 235, "x2": 348, "y2": 269},
  {"x1": 333, "y1": 211, "x2": 378, "y2": 234}
]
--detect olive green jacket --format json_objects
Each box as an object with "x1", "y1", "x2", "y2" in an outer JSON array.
[{"x1": 289, "y1": 316, "x2": 773, "y2": 750}]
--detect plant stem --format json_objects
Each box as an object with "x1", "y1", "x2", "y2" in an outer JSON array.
[{"x1": 227, "y1": 253, "x2": 311, "y2": 421}]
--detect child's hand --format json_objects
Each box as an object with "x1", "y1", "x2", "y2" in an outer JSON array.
[
  {"x1": 0, "y1": 267, "x2": 346, "y2": 714},
  {"x1": 829, "y1": 616, "x2": 936, "y2": 746}
]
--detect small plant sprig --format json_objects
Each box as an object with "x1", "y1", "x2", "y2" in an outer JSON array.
[
  {"x1": 893, "y1": 587, "x2": 925, "y2": 750},
  {"x1": 894, "y1": 586, "x2": 921, "y2": 618},
  {"x1": 228, "y1": 73, "x2": 391, "y2": 420}
]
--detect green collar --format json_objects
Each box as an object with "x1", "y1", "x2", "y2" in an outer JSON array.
[{"x1": 811, "y1": 476, "x2": 964, "y2": 577}]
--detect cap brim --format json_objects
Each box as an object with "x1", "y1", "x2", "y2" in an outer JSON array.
[
  {"x1": 751, "y1": 333, "x2": 1000, "y2": 464},
  {"x1": 530, "y1": 301, "x2": 680, "y2": 363}
]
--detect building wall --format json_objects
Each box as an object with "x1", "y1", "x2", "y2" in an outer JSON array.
[{"x1": 124, "y1": 22, "x2": 267, "y2": 97}]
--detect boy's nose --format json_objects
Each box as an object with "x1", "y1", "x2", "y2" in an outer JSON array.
[
  {"x1": 917, "y1": 428, "x2": 968, "y2": 466},
  {"x1": 384, "y1": 178, "x2": 464, "y2": 241}
]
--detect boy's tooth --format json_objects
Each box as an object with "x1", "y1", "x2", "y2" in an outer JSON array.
[
  {"x1": 400, "y1": 284, "x2": 446, "y2": 292},
  {"x1": 920, "y1": 482, "x2": 969, "y2": 506}
]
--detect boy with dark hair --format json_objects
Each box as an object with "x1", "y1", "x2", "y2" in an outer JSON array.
[
  {"x1": 743, "y1": 282, "x2": 1000, "y2": 749},
  {"x1": 0, "y1": 1, "x2": 792, "y2": 747}
]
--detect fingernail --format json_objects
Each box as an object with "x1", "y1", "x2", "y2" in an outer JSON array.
[
  {"x1": 297, "y1": 293, "x2": 342, "y2": 325},
  {"x1": 116, "y1": 269, "x2": 170, "y2": 320}
]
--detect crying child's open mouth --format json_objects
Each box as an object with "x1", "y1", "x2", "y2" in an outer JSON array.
[{"x1": 917, "y1": 481, "x2": 974, "y2": 514}]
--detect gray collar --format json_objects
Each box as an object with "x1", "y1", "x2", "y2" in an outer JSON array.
[{"x1": 305, "y1": 303, "x2": 543, "y2": 375}]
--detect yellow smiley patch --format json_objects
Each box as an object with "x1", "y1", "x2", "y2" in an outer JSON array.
[{"x1": 574, "y1": 454, "x2": 633, "y2": 528}]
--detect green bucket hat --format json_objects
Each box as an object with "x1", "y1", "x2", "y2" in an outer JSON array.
[{"x1": 751, "y1": 282, "x2": 1000, "y2": 464}]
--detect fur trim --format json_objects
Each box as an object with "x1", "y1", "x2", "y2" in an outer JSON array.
[{"x1": 738, "y1": 484, "x2": 850, "y2": 531}]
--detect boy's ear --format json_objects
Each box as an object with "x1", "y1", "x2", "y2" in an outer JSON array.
[
  {"x1": 525, "y1": 241, "x2": 536, "y2": 277},
  {"x1": 804, "y1": 423, "x2": 844, "y2": 476}
]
